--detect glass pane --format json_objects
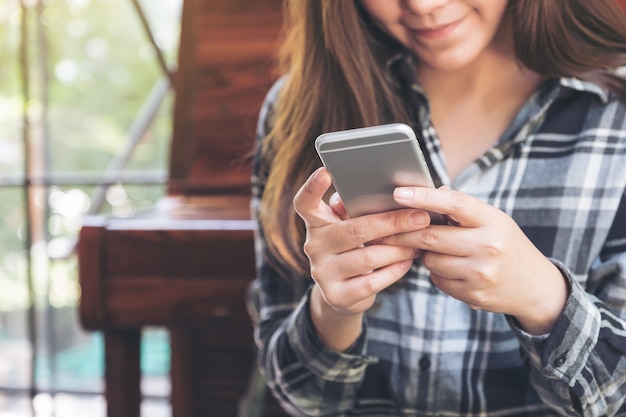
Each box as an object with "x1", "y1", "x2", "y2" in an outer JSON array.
[
  {"x1": 45, "y1": 315, "x2": 104, "y2": 393},
  {"x1": 141, "y1": 328, "x2": 170, "y2": 398},
  {"x1": 0, "y1": 394, "x2": 31, "y2": 416},
  {"x1": 0, "y1": 393, "x2": 169, "y2": 417},
  {"x1": 92, "y1": 183, "x2": 166, "y2": 218},
  {"x1": 0, "y1": 0, "x2": 183, "y2": 412},
  {"x1": 39, "y1": 183, "x2": 166, "y2": 393},
  {"x1": 43, "y1": 0, "x2": 181, "y2": 175},
  {"x1": 32, "y1": 182, "x2": 93, "y2": 392},
  {"x1": 141, "y1": 398, "x2": 171, "y2": 417},
  {"x1": 51, "y1": 393, "x2": 106, "y2": 417},
  {"x1": 136, "y1": 0, "x2": 181, "y2": 68},
  {"x1": 0, "y1": 188, "x2": 30, "y2": 390},
  {"x1": 0, "y1": 3, "x2": 25, "y2": 179},
  {"x1": 123, "y1": 91, "x2": 173, "y2": 173}
]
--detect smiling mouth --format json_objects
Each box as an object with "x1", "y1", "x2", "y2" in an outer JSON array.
[{"x1": 411, "y1": 15, "x2": 466, "y2": 39}]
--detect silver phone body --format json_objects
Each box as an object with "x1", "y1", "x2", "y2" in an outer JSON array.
[{"x1": 315, "y1": 123, "x2": 444, "y2": 221}]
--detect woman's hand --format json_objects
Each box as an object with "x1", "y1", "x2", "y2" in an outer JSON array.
[
  {"x1": 293, "y1": 168, "x2": 429, "y2": 350},
  {"x1": 386, "y1": 186, "x2": 569, "y2": 335}
]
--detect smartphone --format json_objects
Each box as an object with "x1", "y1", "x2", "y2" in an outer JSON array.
[{"x1": 315, "y1": 123, "x2": 446, "y2": 223}]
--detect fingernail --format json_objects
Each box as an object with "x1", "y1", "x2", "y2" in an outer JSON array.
[
  {"x1": 329, "y1": 192, "x2": 340, "y2": 206},
  {"x1": 395, "y1": 187, "x2": 413, "y2": 199},
  {"x1": 312, "y1": 167, "x2": 324, "y2": 183},
  {"x1": 410, "y1": 210, "x2": 428, "y2": 226}
]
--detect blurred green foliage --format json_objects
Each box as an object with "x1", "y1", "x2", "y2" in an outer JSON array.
[
  {"x1": 0, "y1": 0, "x2": 180, "y2": 395},
  {"x1": 0, "y1": 0, "x2": 180, "y2": 309}
]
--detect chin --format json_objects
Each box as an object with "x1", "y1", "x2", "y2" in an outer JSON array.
[
  {"x1": 416, "y1": 54, "x2": 476, "y2": 72},
  {"x1": 412, "y1": 41, "x2": 486, "y2": 71}
]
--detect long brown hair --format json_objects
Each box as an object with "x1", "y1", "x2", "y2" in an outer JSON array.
[{"x1": 259, "y1": 0, "x2": 626, "y2": 276}]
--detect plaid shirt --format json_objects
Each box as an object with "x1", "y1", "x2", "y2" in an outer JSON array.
[{"x1": 249, "y1": 57, "x2": 626, "y2": 416}]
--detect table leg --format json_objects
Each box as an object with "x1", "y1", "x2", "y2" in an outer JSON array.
[{"x1": 105, "y1": 329, "x2": 141, "y2": 417}]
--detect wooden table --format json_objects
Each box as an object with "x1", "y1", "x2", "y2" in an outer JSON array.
[{"x1": 79, "y1": 195, "x2": 287, "y2": 416}]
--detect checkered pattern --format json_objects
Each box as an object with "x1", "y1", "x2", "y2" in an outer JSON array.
[{"x1": 249, "y1": 57, "x2": 626, "y2": 416}]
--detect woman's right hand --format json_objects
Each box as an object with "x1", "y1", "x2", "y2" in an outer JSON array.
[{"x1": 293, "y1": 168, "x2": 430, "y2": 350}]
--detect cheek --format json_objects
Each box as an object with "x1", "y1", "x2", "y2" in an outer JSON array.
[
  {"x1": 359, "y1": 0, "x2": 406, "y2": 40},
  {"x1": 479, "y1": 0, "x2": 509, "y2": 35},
  {"x1": 382, "y1": 24, "x2": 412, "y2": 46},
  {"x1": 360, "y1": 0, "x2": 399, "y2": 18}
]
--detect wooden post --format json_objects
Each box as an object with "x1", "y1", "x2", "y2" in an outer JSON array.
[{"x1": 105, "y1": 329, "x2": 142, "y2": 417}]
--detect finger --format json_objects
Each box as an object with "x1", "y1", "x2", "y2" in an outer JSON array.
[
  {"x1": 330, "y1": 244, "x2": 418, "y2": 278},
  {"x1": 429, "y1": 271, "x2": 492, "y2": 312},
  {"x1": 422, "y1": 251, "x2": 469, "y2": 280},
  {"x1": 329, "y1": 192, "x2": 349, "y2": 220},
  {"x1": 423, "y1": 253, "x2": 471, "y2": 300},
  {"x1": 328, "y1": 208, "x2": 430, "y2": 253},
  {"x1": 393, "y1": 186, "x2": 487, "y2": 228},
  {"x1": 293, "y1": 167, "x2": 338, "y2": 227},
  {"x1": 382, "y1": 224, "x2": 478, "y2": 256},
  {"x1": 422, "y1": 252, "x2": 502, "y2": 310},
  {"x1": 429, "y1": 272, "x2": 469, "y2": 304},
  {"x1": 331, "y1": 259, "x2": 414, "y2": 302}
]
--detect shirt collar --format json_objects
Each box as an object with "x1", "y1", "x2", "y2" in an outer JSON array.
[{"x1": 557, "y1": 76, "x2": 610, "y2": 103}]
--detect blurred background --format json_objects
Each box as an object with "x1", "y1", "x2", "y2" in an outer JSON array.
[{"x1": 0, "y1": 0, "x2": 182, "y2": 415}]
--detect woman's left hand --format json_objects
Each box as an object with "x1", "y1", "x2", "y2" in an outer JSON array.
[{"x1": 386, "y1": 186, "x2": 569, "y2": 335}]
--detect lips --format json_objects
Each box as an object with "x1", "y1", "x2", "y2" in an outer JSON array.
[{"x1": 407, "y1": 13, "x2": 468, "y2": 39}]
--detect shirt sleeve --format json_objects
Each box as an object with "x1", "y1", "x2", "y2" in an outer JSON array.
[
  {"x1": 248, "y1": 79, "x2": 377, "y2": 417},
  {"x1": 509, "y1": 192, "x2": 626, "y2": 417}
]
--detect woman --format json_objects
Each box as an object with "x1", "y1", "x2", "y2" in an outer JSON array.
[{"x1": 249, "y1": 0, "x2": 626, "y2": 415}]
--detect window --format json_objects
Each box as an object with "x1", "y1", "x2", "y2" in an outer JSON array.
[{"x1": 0, "y1": 0, "x2": 182, "y2": 415}]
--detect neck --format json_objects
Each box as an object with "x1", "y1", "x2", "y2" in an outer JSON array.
[
  {"x1": 413, "y1": 20, "x2": 545, "y2": 181},
  {"x1": 418, "y1": 54, "x2": 540, "y2": 104},
  {"x1": 416, "y1": 17, "x2": 541, "y2": 103}
]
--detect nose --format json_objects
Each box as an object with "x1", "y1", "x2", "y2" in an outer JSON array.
[{"x1": 402, "y1": 0, "x2": 449, "y2": 15}]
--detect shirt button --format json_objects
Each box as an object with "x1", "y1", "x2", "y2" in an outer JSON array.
[
  {"x1": 554, "y1": 354, "x2": 567, "y2": 367},
  {"x1": 419, "y1": 355, "x2": 431, "y2": 371}
]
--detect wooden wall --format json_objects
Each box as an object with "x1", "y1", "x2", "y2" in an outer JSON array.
[{"x1": 168, "y1": 0, "x2": 283, "y2": 196}]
